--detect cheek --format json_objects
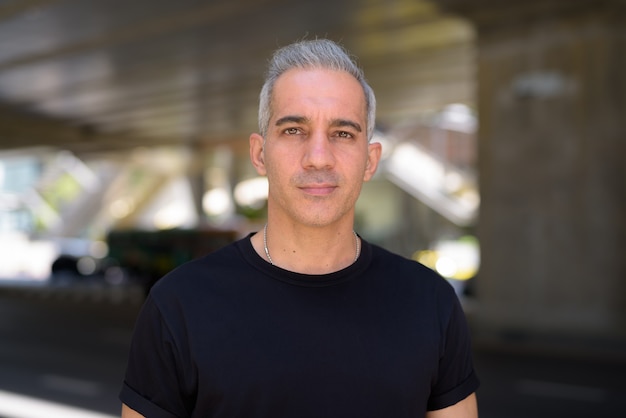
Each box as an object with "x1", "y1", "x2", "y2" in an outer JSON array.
[
  {"x1": 264, "y1": 159, "x2": 292, "y2": 192},
  {"x1": 355, "y1": 157, "x2": 371, "y2": 180},
  {"x1": 265, "y1": 148, "x2": 300, "y2": 174}
]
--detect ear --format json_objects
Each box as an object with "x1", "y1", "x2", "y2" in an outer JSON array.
[
  {"x1": 249, "y1": 133, "x2": 267, "y2": 175},
  {"x1": 363, "y1": 141, "x2": 382, "y2": 182}
]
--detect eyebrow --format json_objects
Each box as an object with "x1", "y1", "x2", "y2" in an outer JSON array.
[
  {"x1": 330, "y1": 118, "x2": 362, "y2": 132},
  {"x1": 275, "y1": 115, "x2": 362, "y2": 132},
  {"x1": 275, "y1": 115, "x2": 309, "y2": 126}
]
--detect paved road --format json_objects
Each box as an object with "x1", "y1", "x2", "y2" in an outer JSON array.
[
  {"x1": 473, "y1": 344, "x2": 624, "y2": 417},
  {"x1": 0, "y1": 281, "x2": 624, "y2": 417},
  {"x1": 0, "y1": 281, "x2": 143, "y2": 417}
]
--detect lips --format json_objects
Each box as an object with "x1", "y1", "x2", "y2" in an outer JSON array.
[
  {"x1": 299, "y1": 184, "x2": 337, "y2": 196},
  {"x1": 293, "y1": 172, "x2": 339, "y2": 196}
]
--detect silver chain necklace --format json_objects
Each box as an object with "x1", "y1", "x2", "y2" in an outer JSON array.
[{"x1": 263, "y1": 223, "x2": 360, "y2": 266}]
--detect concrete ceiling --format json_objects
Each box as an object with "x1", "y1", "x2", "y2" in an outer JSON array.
[{"x1": 0, "y1": 0, "x2": 475, "y2": 156}]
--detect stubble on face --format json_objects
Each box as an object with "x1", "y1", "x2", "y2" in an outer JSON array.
[{"x1": 263, "y1": 68, "x2": 370, "y2": 228}]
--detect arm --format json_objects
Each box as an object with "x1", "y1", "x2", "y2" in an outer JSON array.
[
  {"x1": 426, "y1": 393, "x2": 478, "y2": 418},
  {"x1": 121, "y1": 403, "x2": 145, "y2": 418}
]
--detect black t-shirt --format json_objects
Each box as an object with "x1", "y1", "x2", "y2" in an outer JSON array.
[{"x1": 120, "y1": 235, "x2": 479, "y2": 417}]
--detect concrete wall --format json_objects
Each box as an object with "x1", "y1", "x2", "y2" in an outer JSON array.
[{"x1": 440, "y1": 1, "x2": 626, "y2": 341}]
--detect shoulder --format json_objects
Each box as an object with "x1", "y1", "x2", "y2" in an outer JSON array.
[
  {"x1": 369, "y1": 243, "x2": 450, "y2": 286},
  {"x1": 364, "y1": 241, "x2": 460, "y2": 308},
  {"x1": 149, "y1": 237, "x2": 248, "y2": 300}
]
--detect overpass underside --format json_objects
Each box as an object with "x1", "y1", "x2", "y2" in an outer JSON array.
[{"x1": 0, "y1": 0, "x2": 624, "y2": 344}]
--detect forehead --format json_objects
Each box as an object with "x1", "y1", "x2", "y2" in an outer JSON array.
[{"x1": 271, "y1": 68, "x2": 366, "y2": 121}]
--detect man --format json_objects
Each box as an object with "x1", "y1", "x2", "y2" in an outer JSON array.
[{"x1": 120, "y1": 39, "x2": 479, "y2": 418}]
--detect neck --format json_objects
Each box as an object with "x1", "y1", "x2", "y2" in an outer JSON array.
[{"x1": 252, "y1": 223, "x2": 361, "y2": 274}]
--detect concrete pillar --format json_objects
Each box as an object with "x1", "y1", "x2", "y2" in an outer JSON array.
[
  {"x1": 186, "y1": 144, "x2": 207, "y2": 227},
  {"x1": 437, "y1": 1, "x2": 626, "y2": 340}
]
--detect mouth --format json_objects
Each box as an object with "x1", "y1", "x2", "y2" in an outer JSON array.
[
  {"x1": 299, "y1": 184, "x2": 337, "y2": 196},
  {"x1": 294, "y1": 172, "x2": 340, "y2": 197}
]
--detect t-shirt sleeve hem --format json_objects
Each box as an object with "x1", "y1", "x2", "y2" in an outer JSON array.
[
  {"x1": 427, "y1": 371, "x2": 480, "y2": 411},
  {"x1": 120, "y1": 382, "x2": 180, "y2": 418}
]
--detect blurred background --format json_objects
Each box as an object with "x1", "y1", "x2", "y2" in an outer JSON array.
[{"x1": 0, "y1": 0, "x2": 624, "y2": 417}]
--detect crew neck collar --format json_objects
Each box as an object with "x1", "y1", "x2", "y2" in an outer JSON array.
[{"x1": 237, "y1": 232, "x2": 371, "y2": 287}]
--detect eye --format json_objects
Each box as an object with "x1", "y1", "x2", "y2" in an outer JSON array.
[
  {"x1": 335, "y1": 131, "x2": 354, "y2": 139},
  {"x1": 284, "y1": 127, "x2": 301, "y2": 135}
]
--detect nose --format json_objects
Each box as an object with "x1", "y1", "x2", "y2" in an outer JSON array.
[{"x1": 302, "y1": 131, "x2": 335, "y2": 170}]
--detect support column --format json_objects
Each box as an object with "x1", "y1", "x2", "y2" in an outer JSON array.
[
  {"x1": 437, "y1": 0, "x2": 626, "y2": 340},
  {"x1": 186, "y1": 144, "x2": 208, "y2": 227}
]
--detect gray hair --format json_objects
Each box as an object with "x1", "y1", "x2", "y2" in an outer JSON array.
[{"x1": 258, "y1": 39, "x2": 376, "y2": 141}]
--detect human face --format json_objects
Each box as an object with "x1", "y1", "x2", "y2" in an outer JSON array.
[{"x1": 250, "y1": 68, "x2": 381, "y2": 228}]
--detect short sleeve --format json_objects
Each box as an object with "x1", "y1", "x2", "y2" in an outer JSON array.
[
  {"x1": 427, "y1": 284, "x2": 480, "y2": 410},
  {"x1": 119, "y1": 295, "x2": 194, "y2": 418}
]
